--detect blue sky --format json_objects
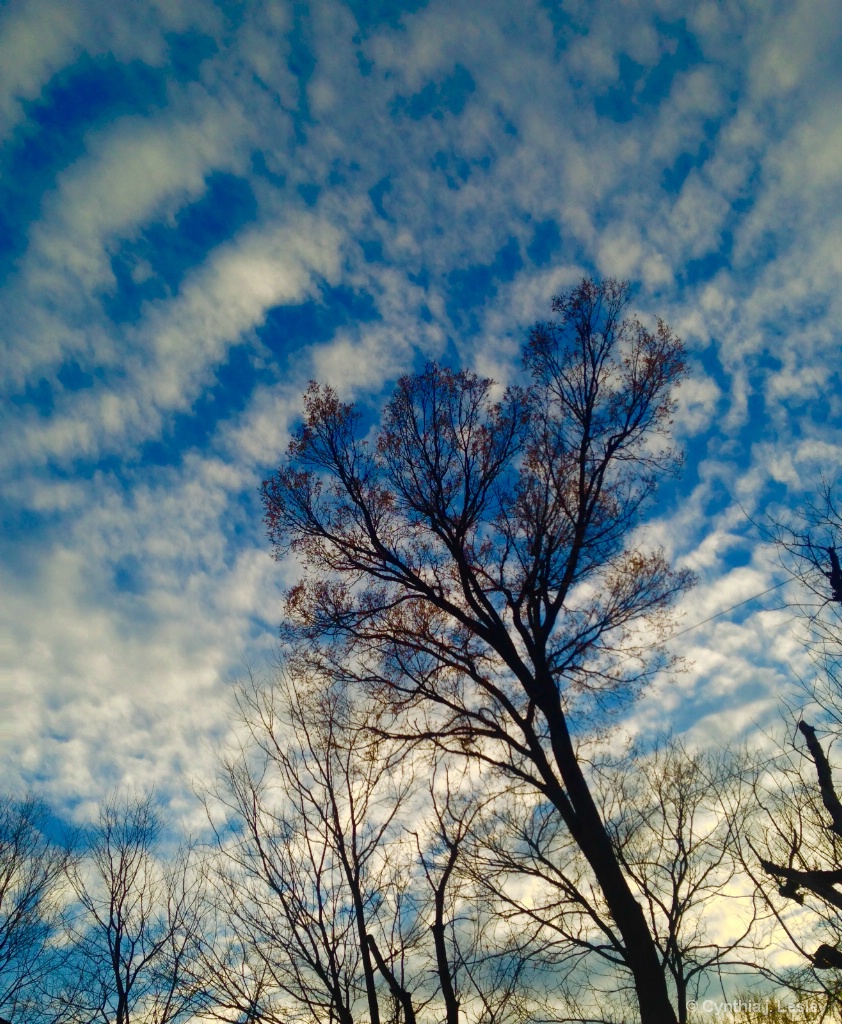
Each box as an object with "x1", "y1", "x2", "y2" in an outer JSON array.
[{"x1": 1, "y1": 0, "x2": 841, "y2": 826}]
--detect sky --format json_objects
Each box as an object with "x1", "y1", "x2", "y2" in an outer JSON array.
[{"x1": 1, "y1": 0, "x2": 841, "y2": 828}]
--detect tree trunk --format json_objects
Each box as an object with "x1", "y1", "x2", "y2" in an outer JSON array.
[
  {"x1": 431, "y1": 918, "x2": 460, "y2": 1024},
  {"x1": 367, "y1": 935, "x2": 418, "y2": 1024},
  {"x1": 542, "y1": 699, "x2": 677, "y2": 1024}
]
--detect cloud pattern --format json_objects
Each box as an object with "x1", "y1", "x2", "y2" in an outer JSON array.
[{"x1": 1, "y1": 0, "x2": 840, "y2": 824}]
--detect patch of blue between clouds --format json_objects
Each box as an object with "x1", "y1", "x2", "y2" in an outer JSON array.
[
  {"x1": 361, "y1": 237, "x2": 384, "y2": 263},
  {"x1": 57, "y1": 360, "x2": 98, "y2": 392},
  {"x1": 297, "y1": 182, "x2": 321, "y2": 206},
  {"x1": 526, "y1": 219, "x2": 562, "y2": 267},
  {"x1": 537, "y1": 0, "x2": 589, "y2": 52},
  {"x1": 0, "y1": 36, "x2": 215, "y2": 276},
  {"x1": 112, "y1": 554, "x2": 146, "y2": 596},
  {"x1": 260, "y1": 285, "x2": 380, "y2": 363},
  {"x1": 8, "y1": 377, "x2": 55, "y2": 417},
  {"x1": 432, "y1": 148, "x2": 490, "y2": 190},
  {"x1": 0, "y1": 495, "x2": 48, "y2": 562},
  {"x1": 593, "y1": 18, "x2": 703, "y2": 123},
  {"x1": 661, "y1": 143, "x2": 712, "y2": 195},
  {"x1": 446, "y1": 236, "x2": 523, "y2": 332},
  {"x1": 681, "y1": 248, "x2": 731, "y2": 288},
  {"x1": 347, "y1": 0, "x2": 428, "y2": 34},
  {"x1": 391, "y1": 63, "x2": 476, "y2": 121},
  {"x1": 8, "y1": 361, "x2": 103, "y2": 425},
  {"x1": 136, "y1": 286, "x2": 379, "y2": 471},
  {"x1": 287, "y1": 6, "x2": 317, "y2": 145},
  {"x1": 369, "y1": 176, "x2": 392, "y2": 220},
  {"x1": 105, "y1": 173, "x2": 258, "y2": 321},
  {"x1": 251, "y1": 150, "x2": 286, "y2": 189},
  {"x1": 138, "y1": 342, "x2": 263, "y2": 470}
]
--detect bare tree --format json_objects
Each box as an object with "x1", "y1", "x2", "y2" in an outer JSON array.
[
  {"x1": 469, "y1": 739, "x2": 766, "y2": 1024},
  {"x1": 739, "y1": 723, "x2": 842, "y2": 1016},
  {"x1": 261, "y1": 278, "x2": 693, "y2": 1024},
  {"x1": 407, "y1": 761, "x2": 533, "y2": 1024},
  {"x1": 0, "y1": 794, "x2": 71, "y2": 1023},
  {"x1": 761, "y1": 480, "x2": 842, "y2": 714},
  {"x1": 58, "y1": 793, "x2": 207, "y2": 1024},
  {"x1": 206, "y1": 673, "x2": 413, "y2": 1024},
  {"x1": 466, "y1": 776, "x2": 634, "y2": 1023},
  {"x1": 604, "y1": 740, "x2": 766, "y2": 1023},
  {"x1": 205, "y1": 669, "x2": 536, "y2": 1024},
  {"x1": 738, "y1": 483, "x2": 842, "y2": 1013}
]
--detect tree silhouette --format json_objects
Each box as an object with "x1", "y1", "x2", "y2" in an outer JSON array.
[
  {"x1": 59, "y1": 794, "x2": 207, "y2": 1024},
  {"x1": 205, "y1": 670, "x2": 527, "y2": 1023},
  {"x1": 0, "y1": 795, "x2": 70, "y2": 1023},
  {"x1": 262, "y1": 278, "x2": 693, "y2": 1023},
  {"x1": 743, "y1": 484, "x2": 842, "y2": 1014}
]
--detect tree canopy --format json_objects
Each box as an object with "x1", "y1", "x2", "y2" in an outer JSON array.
[{"x1": 261, "y1": 278, "x2": 694, "y2": 1024}]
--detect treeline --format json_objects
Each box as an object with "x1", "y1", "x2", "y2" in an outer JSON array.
[
  {"x1": 3, "y1": 691, "x2": 842, "y2": 1024},
  {"x1": 6, "y1": 280, "x2": 842, "y2": 1024}
]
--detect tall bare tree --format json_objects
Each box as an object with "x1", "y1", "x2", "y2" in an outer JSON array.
[
  {"x1": 261, "y1": 278, "x2": 693, "y2": 1023},
  {"x1": 58, "y1": 793, "x2": 207, "y2": 1024},
  {"x1": 740, "y1": 484, "x2": 842, "y2": 1013},
  {"x1": 0, "y1": 795, "x2": 71, "y2": 1023},
  {"x1": 469, "y1": 739, "x2": 766, "y2": 1024},
  {"x1": 205, "y1": 669, "x2": 533, "y2": 1024}
]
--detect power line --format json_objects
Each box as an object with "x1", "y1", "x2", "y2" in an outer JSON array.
[{"x1": 663, "y1": 578, "x2": 790, "y2": 645}]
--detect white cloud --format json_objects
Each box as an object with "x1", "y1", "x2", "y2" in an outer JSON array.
[
  {"x1": 1, "y1": 0, "x2": 840, "y2": 840},
  {"x1": 1, "y1": 451, "x2": 284, "y2": 816},
  {"x1": 4, "y1": 213, "x2": 344, "y2": 475},
  {"x1": 0, "y1": 0, "x2": 221, "y2": 140}
]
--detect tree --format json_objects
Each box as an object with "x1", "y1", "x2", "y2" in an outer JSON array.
[
  {"x1": 470, "y1": 738, "x2": 766, "y2": 1024},
  {"x1": 58, "y1": 793, "x2": 208, "y2": 1024},
  {"x1": 601, "y1": 740, "x2": 765, "y2": 1023},
  {"x1": 739, "y1": 484, "x2": 842, "y2": 1014},
  {"x1": 0, "y1": 794, "x2": 71, "y2": 1023},
  {"x1": 762, "y1": 481, "x2": 842, "y2": 716},
  {"x1": 206, "y1": 673, "x2": 414, "y2": 1024},
  {"x1": 261, "y1": 278, "x2": 694, "y2": 1023},
  {"x1": 739, "y1": 728, "x2": 842, "y2": 1016},
  {"x1": 205, "y1": 669, "x2": 531, "y2": 1024}
]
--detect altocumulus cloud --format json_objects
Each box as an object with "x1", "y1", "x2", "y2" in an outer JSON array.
[{"x1": 1, "y1": 0, "x2": 841, "y2": 824}]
